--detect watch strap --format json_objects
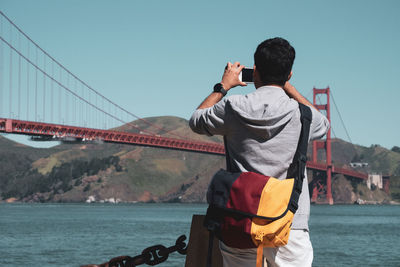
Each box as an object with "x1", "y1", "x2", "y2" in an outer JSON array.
[{"x1": 213, "y1": 83, "x2": 228, "y2": 96}]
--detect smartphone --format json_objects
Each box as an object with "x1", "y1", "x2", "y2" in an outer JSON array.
[{"x1": 239, "y1": 68, "x2": 254, "y2": 83}]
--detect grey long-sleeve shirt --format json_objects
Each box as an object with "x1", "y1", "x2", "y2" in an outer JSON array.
[{"x1": 189, "y1": 85, "x2": 330, "y2": 230}]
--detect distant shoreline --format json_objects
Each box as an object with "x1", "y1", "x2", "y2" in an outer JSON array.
[{"x1": 2, "y1": 198, "x2": 400, "y2": 205}]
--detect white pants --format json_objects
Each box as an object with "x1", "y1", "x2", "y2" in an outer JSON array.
[{"x1": 219, "y1": 229, "x2": 313, "y2": 267}]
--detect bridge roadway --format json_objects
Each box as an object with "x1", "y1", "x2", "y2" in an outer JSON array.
[{"x1": 0, "y1": 118, "x2": 367, "y2": 180}]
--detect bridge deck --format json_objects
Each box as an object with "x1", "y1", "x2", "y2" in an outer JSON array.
[{"x1": 0, "y1": 118, "x2": 367, "y2": 180}]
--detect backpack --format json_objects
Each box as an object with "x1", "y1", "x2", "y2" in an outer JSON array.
[{"x1": 204, "y1": 103, "x2": 312, "y2": 267}]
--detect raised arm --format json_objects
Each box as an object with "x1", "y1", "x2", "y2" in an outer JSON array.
[
  {"x1": 283, "y1": 81, "x2": 317, "y2": 110},
  {"x1": 283, "y1": 82, "x2": 330, "y2": 140}
]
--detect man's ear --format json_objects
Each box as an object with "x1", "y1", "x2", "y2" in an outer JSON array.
[
  {"x1": 254, "y1": 65, "x2": 262, "y2": 80},
  {"x1": 287, "y1": 71, "x2": 293, "y2": 81},
  {"x1": 253, "y1": 65, "x2": 262, "y2": 88}
]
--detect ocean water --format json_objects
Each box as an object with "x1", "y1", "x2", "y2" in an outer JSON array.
[{"x1": 0, "y1": 203, "x2": 399, "y2": 267}]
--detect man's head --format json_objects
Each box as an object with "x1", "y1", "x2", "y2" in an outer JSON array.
[{"x1": 254, "y1": 37, "x2": 295, "y2": 87}]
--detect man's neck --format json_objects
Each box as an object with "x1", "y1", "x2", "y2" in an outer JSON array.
[{"x1": 255, "y1": 83, "x2": 283, "y2": 89}]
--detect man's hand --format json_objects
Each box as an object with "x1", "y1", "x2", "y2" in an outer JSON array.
[
  {"x1": 221, "y1": 62, "x2": 247, "y2": 90},
  {"x1": 196, "y1": 62, "x2": 247, "y2": 109}
]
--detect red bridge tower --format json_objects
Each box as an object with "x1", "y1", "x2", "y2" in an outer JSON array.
[{"x1": 311, "y1": 87, "x2": 333, "y2": 205}]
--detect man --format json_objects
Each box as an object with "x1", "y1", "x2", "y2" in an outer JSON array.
[{"x1": 189, "y1": 37, "x2": 329, "y2": 266}]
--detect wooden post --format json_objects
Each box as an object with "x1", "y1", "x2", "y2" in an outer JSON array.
[{"x1": 185, "y1": 215, "x2": 223, "y2": 267}]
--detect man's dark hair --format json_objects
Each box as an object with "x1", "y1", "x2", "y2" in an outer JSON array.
[{"x1": 254, "y1": 37, "x2": 295, "y2": 86}]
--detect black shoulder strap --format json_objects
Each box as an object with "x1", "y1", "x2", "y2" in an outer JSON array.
[
  {"x1": 286, "y1": 103, "x2": 312, "y2": 213},
  {"x1": 287, "y1": 103, "x2": 312, "y2": 179}
]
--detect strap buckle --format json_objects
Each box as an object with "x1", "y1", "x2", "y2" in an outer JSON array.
[
  {"x1": 299, "y1": 155, "x2": 307, "y2": 163},
  {"x1": 288, "y1": 199, "x2": 299, "y2": 213}
]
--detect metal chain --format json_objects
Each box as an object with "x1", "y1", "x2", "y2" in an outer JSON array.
[{"x1": 81, "y1": 235, "x2": 187, "y2": 267}]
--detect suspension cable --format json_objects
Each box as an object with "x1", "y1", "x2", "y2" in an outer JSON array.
[
  {"x1": 0, "y1": 11, "x2": 188, "y2": 139},
  {"x1": 0, "y1": 35, "x2": 153, "y2": 134},
  {"x1": 330, "y1": 91, "x2": 352, "y2": 144}
]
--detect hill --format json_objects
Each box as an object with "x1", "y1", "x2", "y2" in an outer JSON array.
[
  {"x1": 0, "y1": 117, "x2": 225, "y2": 203},
  {"x1": 306, "y1": 138, "x2": 400, "y2": 203},
  {"x1": 0, "y1": 134, "x2": 59, "y2": 198},
  {"x1": 0, "y1": 116, "x2": 399, "y2": 204},
  {"x1": 161, "y1": 138, "x2": 400, "y2": 204}
]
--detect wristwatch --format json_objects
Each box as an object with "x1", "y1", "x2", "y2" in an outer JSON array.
[{"x1": 213, "y1": 83, "x2": 228, "y2": 96}]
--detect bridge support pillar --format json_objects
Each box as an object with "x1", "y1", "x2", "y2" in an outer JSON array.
[
  {"x1": 311, "y1": 179, "x2": 322, "y2": 203},
  {"x1": 5, "y1": 119, "x2": 13, "y2": 133},
  {"x1": 326, "y1": 167, "x2": 333, "y2": 205}
]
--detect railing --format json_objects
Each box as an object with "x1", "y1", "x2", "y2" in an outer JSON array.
[{"x1": 306, "y1": 161, "x2": 368, "y2": 180}]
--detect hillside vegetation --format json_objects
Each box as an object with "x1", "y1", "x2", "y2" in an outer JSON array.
[
  {"x1": 0, "y1": 116, "x2": 398, "y2": 204},
  {"x1": 0, "y1": 116, "x2": 225, "y2": 203}
]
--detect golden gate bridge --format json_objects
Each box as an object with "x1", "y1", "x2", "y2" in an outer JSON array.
[{"x1": 0, "y1": 11, "x2": 384, "y2": 204}]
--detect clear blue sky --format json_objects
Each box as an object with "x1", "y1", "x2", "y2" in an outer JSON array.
[{"x1": 1, "y1": 0, "x2": 399, "y2": 149}]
